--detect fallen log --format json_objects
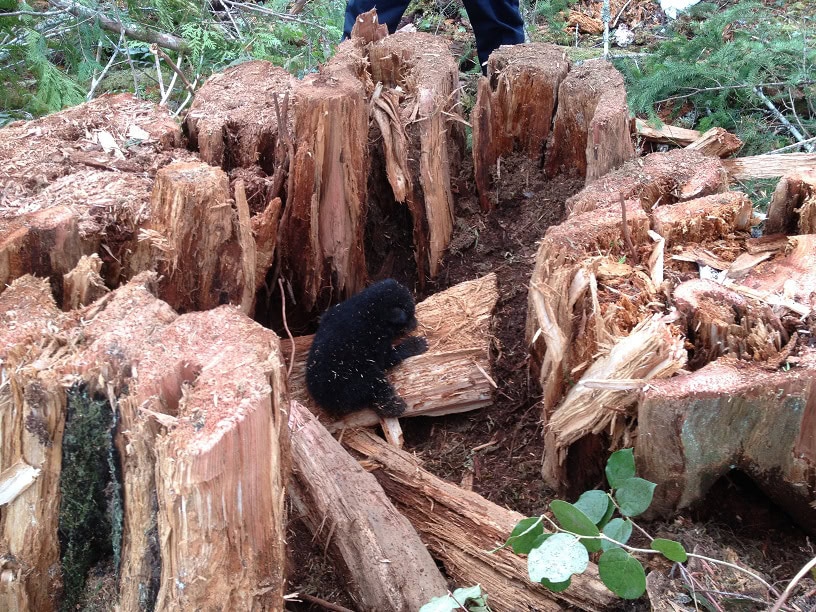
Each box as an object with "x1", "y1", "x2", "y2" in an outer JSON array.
[
  {"x1": 288, "y1": 401, "x2": 448, "y2": 611},
  {"x1": 651, "y1": 192, "x2": 753, "y2": 248},
  {"x1": 723, "y1": 152, "x2": 816, "y2": 180},
  {"x1": 685, "y1": 126, "x2": 743, "y2": 158},
  {"x1": 342, "y1": 428, "x2": 619, "y2": 611},
  {"x1": 765, "y1": 170, "x2": 816, "y2": 234},
  {"x1": 472, "y1": 43, "x2": 569, "y2": 211},
  {"x1": 287, "y1": 274, "x2": 498, "y2": 430},
  {"x1": 635, "y1": 118, "x2": 701, "y2": 146}
]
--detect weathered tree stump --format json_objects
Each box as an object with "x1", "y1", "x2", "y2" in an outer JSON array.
[
  {"x1": 472, "y1": 43, "x2": 569, "y2": 211},
  {"x1": 288, "y1": 402, "x2": 448, "y2": 611},
  {"x1": 287, "y1": 274, "x2": 498, "y2": 429},
  {"x1": 765, "y1": 169, "x2": 816, "y2": 234},
  {"x1": 342, "y1": 428, "x2": 619, "y2": 611}
]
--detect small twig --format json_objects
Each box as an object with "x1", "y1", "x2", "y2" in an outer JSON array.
[
  {"x1": 612, "y1": 0, "x2": 633, "y2": 28},
  {"x1": 87, "y1": 31, "x2": 124, "y2": 100},
  {"x1": 284, "y1": 592, "x2": 355, "y2": 612},
  {"x1": 220, "y1": 0, "x2": 332, "y2": 34},
  {"x1": 151, "y1": 44, "x2": 195, "y2": 94},
  {"x1": 763, "y1": 135, "x2": 816, "y2": 154},
  {"x1": 278, "y1": 278, "x2": 295, "y2": 378},
  {"x1": 619, "y1": 195, "x2": 639, "y2": 265},
  {"x1": 769, "y1": 554, "x2": 816, "y2": 612},
  {"x1": 754, "y1": 86, "x2": 815, "y2": 152}
]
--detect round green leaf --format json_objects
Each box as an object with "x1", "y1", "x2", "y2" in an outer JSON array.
[
  {"x1": 605, "y1": 448, "x2": 636, "y2": 489},
  {"x1": 597, "y1": 496, "x2": 615, "y2": 529},
  {"x1": 598, "y1": 548, "x2": 647, "y2": 600},
  {"x1": 651, "y1": 538, "x2": 688, "y2": 562},
  {"x1": 614, "y1": 477, "x2": 657, "y2": 517},
  {"x1": 420, "y1": 585, "x2": 485, "y2": 612},
  {"x1": 508, "y1": 517, "x2": 544, "y2": 554},
  {"x1": 528, "y1": 533, "x2": 589, "y2": 583},
  {"x1": 601, "y1": 518, "x2": 632, "y2": 551},
  {"x1": 531, "y1": 533, "x2": 552, "y2": 548},
  {"x1": 549, "y1": 500, "x2": 602, "y2": 552},
  {"x1": 574, "y1": 490, "x2": 610, "y2": 525},
  {"x1": 541, "y1": 577, "x2": 571, "y2": 592}
]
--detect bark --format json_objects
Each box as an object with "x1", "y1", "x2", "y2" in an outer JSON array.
[
  {"x1": 765, "y1": 170, "x2": 816, "y2": 235},
  {"x1": 287, "y1": 274, "x2": 498, "y2": 430},
  {"x1": 723, "y1": 152, "x2": 816, "y2": 180},
  {"x1": 472, "y1": 43, "x2": 570, "y2": 211},
  {"x1": 288, "y1": 401, "x2": 448, "y2": 611},
  {"x1": 545, "y1": 59, "x2": 636, "y2": 184},
  {"x1": 342, "y1": 428, "x2": 620, "y2": 611}
]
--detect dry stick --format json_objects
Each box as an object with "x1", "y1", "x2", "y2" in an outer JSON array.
[
  {"x1": 278, "y1": 277, "x2": 295, "y2": 378},
  {"x1": 151, "y1": 44, "x2": 195, "y2": 94},
  {"x1": 87, "y1": 31, "x2": 124, "y2": 100},
  {"x1": 769, "y1": 555, "x2": 816, "y2": 612},
  {"x1": 620, "y1": 195, "x2": 639, "y2": 265},
  {"x1": 754, "y1": 86, "x2": 815, "y2": 153},
  {"x1": 286, "y1": 592, "x2": 355, "y2": 612}
]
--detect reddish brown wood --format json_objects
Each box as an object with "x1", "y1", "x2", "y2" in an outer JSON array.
[{"x1": 765, "y1": 170, "x2": 816, "y2": 235}]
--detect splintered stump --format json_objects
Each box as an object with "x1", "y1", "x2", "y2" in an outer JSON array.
[
  {"x1": 0, "y1": 274, "x2": 290, "y2": 611},
  {"x1": 472, "y1": 43, "x2": 569, "y2": 211},
  {"x1": 342, "y1": 429, "x2": 619, "y2": 611},
  {"x1": 766, "y1": 169, "x2": 816, "y2": 234},
  {"x1": 287, "y1": 274, "x2": 498, "y2": 429},
  {"x1": 288, "y1": 402, "x2": 448, "y2": 611}
]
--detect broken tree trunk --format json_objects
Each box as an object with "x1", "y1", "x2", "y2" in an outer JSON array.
[
  {"x1": 342, "y1": 428, "x2": 619, "y2": 611},
  {"x1": 765, "y1": 169, "x2": 816, "y2": 235},
  {"x1": 287, "y1": 274, "x2": 498, "y2": 429},
  {"x1": 288, "y1": 401, "x2": 448, "y2": 611},
  {"x1": 545, "y1": 59, "x2": 636, "y2": 184},
  {"x1": 723, "y1": 152, "x2": 816, "y2": 180},
  {"x1": 472, "y1": 43, "x2": 570, "y2": 211},
  {"x1": 635, "y1": 118, "x2": 700, "y2": 146}
]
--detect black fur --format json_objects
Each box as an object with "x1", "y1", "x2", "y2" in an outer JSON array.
[{"x1": 305, "y1": 279, "x2": 428, "y2": 418}]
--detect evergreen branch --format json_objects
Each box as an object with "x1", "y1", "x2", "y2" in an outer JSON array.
[
  {"x1": 220, "y1": 0, "x2": 333, "y2": 34},
  {"x1": 754, "y1": 86, "x2": 815, "y2": 152},
  {"x1": 47, "y1": 0, "x2": 189, "y2": 52},
  {"x1": 656, "y1": 80, "x2": 816, "y2": 104}
]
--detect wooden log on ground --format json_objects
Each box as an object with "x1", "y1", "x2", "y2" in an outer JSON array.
[
  {"x1": 765, "y1": 170, "x2": 816, "y2": 234},
  {"x1": 636, "y1": 348, "x2": 816, "y2": 534},
  {"x1": 635, "y1": 118, "x2": 701, "y2": 146},
  {"x1": 184, "y1": 61, "x2": 293, "y2": 172},
  {"x1": 723, "y1": 152, "x2": 816, "y2": 180},
  {"x1": 545, "y1": 59, "x2": 636, "y2": 184},
  {"x1": 277, "y1": 40, "x2": 369, "y2": 311},
  {"x1": 651, "y1": 192, "x2": 754, "y2": 248},
  {"x1": 288, "y1": 401, "x2": 447, "y2": 611},
  {"x1": 288, "y1": 274, "x2": 498, "y2": 430},
  {"x1": 566, "y1": 149, "x2": 728, "y2": 216},
  {"x1": 685, "y1": 126, "x2": 743, "y2": 158},
  {"x1": 0, "y1": 277, "x2": 64, "y2": 612},
  {"x1": 368, "y1": 31, "x2": 464, "y2": 280},
  {"x1": 130, "y1": 161, "x2": 253, "y2": 312},
  {"x1": 342, "y1": 428, "x2": 619, "y2": 611},
  {"x1": 472, "y1": 43, "x2": 569, "y2": 211}
]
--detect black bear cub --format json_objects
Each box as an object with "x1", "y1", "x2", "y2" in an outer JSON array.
[{"x1": 305, "y1": 279, "x2": 428, "y2": 418}]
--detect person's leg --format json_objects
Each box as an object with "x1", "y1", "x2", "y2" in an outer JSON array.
[
  {"x1": 461, "y1": 0, "x2": 525, "y2": 71},
  {"x1": 343, "y1": 0, "x2": 413, "y2": 39}
]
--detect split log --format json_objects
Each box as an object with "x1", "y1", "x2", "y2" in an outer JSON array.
[
  {"x1": 741, "y1": 233, "x2": 816, "y2": 308},
  {"x1": 288, "y1": 401, "x2": 447, "y2": 611},
  {"x1": 472, "y1": 43, "x2": 569, "y2": 211},
  {"x1": 685, "y1": 126, "x2": 743, "y2": 158},
  {"x1": 130, "y1": 161, "x2": 253, "y2": 313},
  {"x1": 765, "y1": 170, "x2": 816, "y2": 234},
  {"x1": 635, "y1": 118, "x2": 701, "y2": 146},
  {"x1": 651, "y1": 192, "x2": 754, "y2": 247},
  {"x1": 277, "y1": 40, "x2": 369, "y2": 310},
  {"x1": 342, "y1": 428, "x2": 619, "y2": 611},
  {"x1": 368, "y1": 31, "x2": 464, "y2": 280},
  {"x1": 62, "y1": 254, "x2": 109, "y2": 309},
  {"x1": 566, "y1": 149, "x2": 728, "y2": 216},
  {"x1": 636, "y1": 348, "x2": 816, "y2": 534},
  {"x1": 184, "y1": 61, "x2": 293, "y2": 172},
  {"x1": 287, "y1": 274, "x2": 498, "y2": 430},
  {"x1": 723, "y1": 152, "x2": 816, "y2": 180},
  {"x1": 545, "y1": 59, "x2": 636, "y2": 184}
]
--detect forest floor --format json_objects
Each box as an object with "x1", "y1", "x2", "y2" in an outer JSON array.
[{"x1": 286, "y1": 2, "x2": 816, "y2": 611}]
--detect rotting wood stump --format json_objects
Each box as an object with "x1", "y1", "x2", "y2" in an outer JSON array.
[
  {"x1": 527, "y1": 148, "x2": 816, "y2": 527},
  {"x1": 288, "y1": 402, "x2": 448, "y2": 611},
  {"x1": 342, "y1": 428, "x2": 619, "y2": 611},
  {"x1": 765, "y1": 169, "x2": 816, "y2": 234},
  {"x1": 0, "y1": 273, "x2": 290, "y2": 611}
]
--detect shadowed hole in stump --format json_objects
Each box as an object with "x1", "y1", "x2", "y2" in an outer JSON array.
[{"x1": 157, "y1": 361, "x2": 203, "y2": 416}]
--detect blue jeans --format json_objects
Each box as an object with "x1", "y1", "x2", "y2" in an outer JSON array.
[{"x1": 343, "y1": 0, "x2": 525, "y2": 72}]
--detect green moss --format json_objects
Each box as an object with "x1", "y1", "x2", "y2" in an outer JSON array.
[{"x1": 59, "y1": 385, "x2": 122, "y2": 611}]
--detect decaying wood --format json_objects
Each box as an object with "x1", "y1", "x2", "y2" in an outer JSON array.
[
  {"x1": 288, "y1": 402, "x2": 448, "y2": 611},
  {"x1": 685, "y1": 126, "x2": 743, "y2": 158},
  {"x1": 566, "y1": 149, "x2": 728, "y2": 216},
  {"x1": 651, "y1": 192, "x2": 754, "y2": 247},
  {"x1": 723, "y1": 152, "x2": 816, "y2": 180},
  {"x1": 765, "y1": 170, "x2": 816, "y2": 234},
  {"x1": 637, "y1": 348, "x2": 816, "y2": 534},
  {"x1": 566, "y1": 10, "x2": 603, "y2": 34},
  {"x1": 472, "y1": 43, "x2": 569, "y2": 211},
  {"x1": 349, "y1": 6, "x2": 388, "y2": 42},
  {"x1": 277, "y1": 40, "x2": 369, "y2": 311},
  {"x1": 635, "y1": 118, "x2": 701, "y2": 146},
  {"x1": 62, "y1": 254, "x2": 108, "y2": 309},
  {"x1": 545, "y1": 59, "x2": 636, "y2": 184},
  {"x1": 342, "y1": 428, "x2": 619, "y2": 611},
  {"x1": 287, "y1": 274, "x2": 498, "y2": 430},
  {"x1": 183, "y1": 61, "x2": 293, "y2": 171},
  {"x1": 131, "y1": 161, "x2": 251, "y2": 312}
]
